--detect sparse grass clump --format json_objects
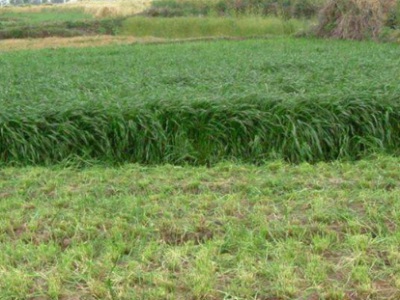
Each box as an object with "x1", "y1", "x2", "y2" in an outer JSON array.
[
  {"x1": 0, "y1": 38, "x2": 399, "y2": 165},
  {"x1": 1, "y1": 157, "x2": 400, "y2": 298}
]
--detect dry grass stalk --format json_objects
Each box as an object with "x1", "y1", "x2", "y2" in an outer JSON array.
[
  {"x1": 70, "y1": 0, "x2": 152, "y2": 18},
  {"x1": 316, "y1": 0, "x2": 397, "y2": 40},
  {"x1": 0, "y1": 0, "x2": 151, "y2": 17}
]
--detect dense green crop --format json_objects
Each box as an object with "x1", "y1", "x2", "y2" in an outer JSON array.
[{"x1": 0, "y1": 38, "x2": 399, "y2": 165}]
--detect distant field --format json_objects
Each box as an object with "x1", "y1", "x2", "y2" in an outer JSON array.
[
  {"x1": 0, "y1": 7, "x2": 309, "y2": 40},
  {"x1": 1, "y1": 157, "x2": 400, "y2": 299},
  {"x1": 120, "y1": 16, "x2": 309, "y2": 38},
  {"x1": 0, "y1": 8, "x2": 92, "y2": 24},
  {"x1": 0, "y1": 1, "x2": 150, "y2": 39},
  {"x1": 0, "y1": 38, "x2": 399, "y2": 164},
  {"x1": 0, "y1": 0, "x2": 151, "y2": 17}
]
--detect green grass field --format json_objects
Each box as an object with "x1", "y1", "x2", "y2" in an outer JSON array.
[
  {"x1": 1, "y1": 156, "x2": 400, "y2": 299},
  {"x1": 0, "y1": 38, "x2": 399, "y2": 164},
  {"x1": 1, "y1": 3, "x2": 400, "y2": 300}
]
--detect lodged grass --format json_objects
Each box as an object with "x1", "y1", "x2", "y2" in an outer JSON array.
[
  {"x1": 1, "y1": 97, "x2": 400, "y2": 165},
  {"x1": 0, "y1": 38, "x2": 399, "y2": 165}
]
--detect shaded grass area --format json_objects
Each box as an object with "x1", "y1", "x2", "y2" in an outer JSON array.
[
  {"x1": 0, "y1": 9, "x2": 309, "y2": 40},
  {"x1": 121, "y1": 16, "x2": 308, "y2": 38},
  {"x1": 0, "y1": 38, "x2": 399, "y2": 165},
  {"x1": 0, "y1": 7, "x2": 95, "y2": 39},
  {"x1": 1, "y1": 157, "x2": 400, "y2": 299},
  {"x1": 0, "y1": 17, "x2": 124, "y2": 39}
]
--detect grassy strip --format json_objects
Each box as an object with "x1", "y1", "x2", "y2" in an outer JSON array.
[
  {"x1": 0, "y1": 8, "x2": 92, "y2": 25},
  {"x1": 1, "y1": 38, "x2": 399, "y2": 165},
  {"x1": 121, "y1": 16, "x2": 308, "y2": 38},
  {"x1": 1, "y1": 157, "x2": 400, "y2": 298},
  {"x1": 0, "y1": 18, "x2": 124, "y2": 39}
]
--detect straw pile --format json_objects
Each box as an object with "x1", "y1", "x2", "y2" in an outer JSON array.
[{"x1": 316, "y1": 0, "x2": 397, "y2": 40}]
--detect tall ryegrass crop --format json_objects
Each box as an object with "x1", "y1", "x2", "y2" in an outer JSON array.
[
  {"x1": 1, "y1": 38, "x2": 399, "y2": 165},
  {"x1": 121, "y1": 16, "x2": 305, "y2": 38},
  {"x1": 1, "y1": 97, "x2": 399, "y2": 165}
]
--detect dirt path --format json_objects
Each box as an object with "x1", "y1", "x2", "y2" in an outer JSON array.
[
  {"x1": 0, "y1": 35, "x2": 252, "y2": 52},
  {"x1": 0, "y1": 35, "x2": 166, "y2": 52}
]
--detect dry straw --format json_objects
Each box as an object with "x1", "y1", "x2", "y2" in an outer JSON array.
[
  {"x1": 0, "y1": 0, "x2": 151, "y2": 17},
  {"x1": 70, "y1": 0, "x2": 151, "y2": 18},
  {"x1": 316, "y1": 0, "x2": 397, "y2": 40}
]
